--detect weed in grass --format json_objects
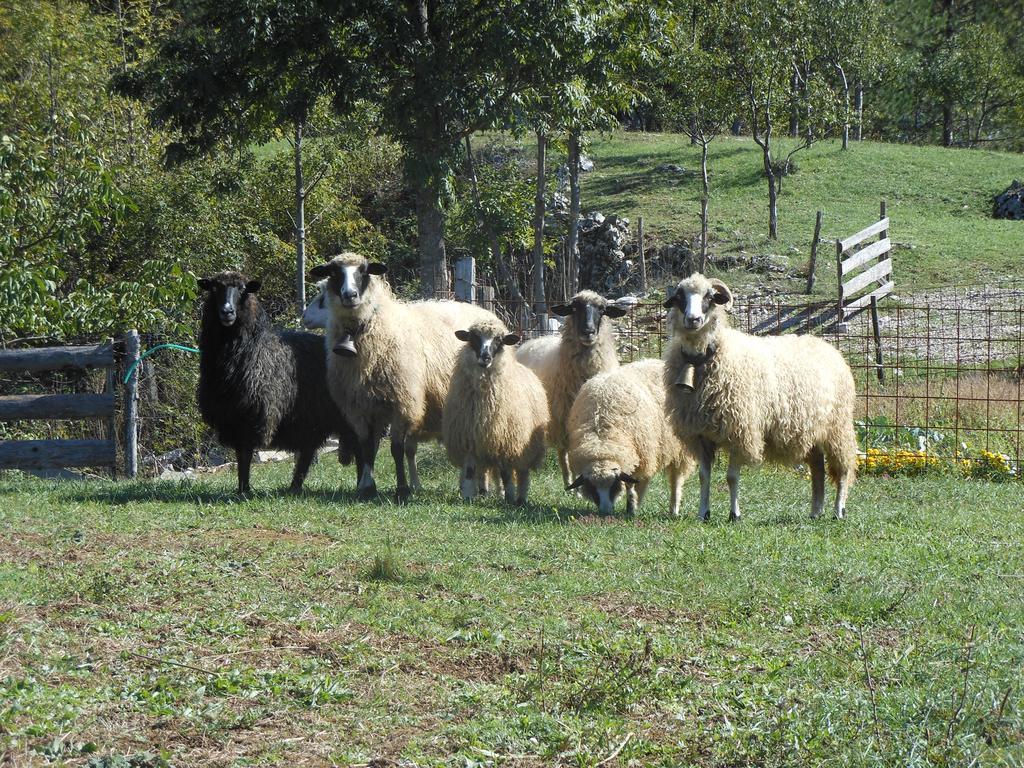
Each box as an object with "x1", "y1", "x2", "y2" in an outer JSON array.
[{"x1": 362, "y1": 547, "x2": 410, "y2": 583}]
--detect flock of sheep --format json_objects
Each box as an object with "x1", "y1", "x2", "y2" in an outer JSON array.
[{"x1": 196, "y1": 252, "x2": 858, "y2": 520}]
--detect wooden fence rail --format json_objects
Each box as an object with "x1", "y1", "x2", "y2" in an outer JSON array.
[{"x1": 0, "y1": 331, "x2": 139, "y2": 476}]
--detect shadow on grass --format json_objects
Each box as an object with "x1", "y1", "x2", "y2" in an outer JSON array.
[{"x1": 51, "y1": 480, "x2": 371, "y2": 507}]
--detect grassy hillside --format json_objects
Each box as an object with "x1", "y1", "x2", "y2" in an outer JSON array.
[
  {"x1": 2, "y1": 452, "x2": 1022, "y2": 765},
  {"x1": 579, "y1": 133, "x2": 1024, "y2": 295}
]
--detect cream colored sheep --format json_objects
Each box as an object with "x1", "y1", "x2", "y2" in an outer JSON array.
[
  {"x1": 516, "y1": 290, "x2": 625, "y2": 486},
  {"x1": 443, "y1": 318, "x2": 549, "y2": 505},
  {"x1": 567, "y1": 358, "x2": 696, "y2": 517},
  {"x1": 663, "y1": 273, "x2": 857, "y2": 521},
  {"x1": 310, "y1": 252, "x2": 497, "y2": 502}
]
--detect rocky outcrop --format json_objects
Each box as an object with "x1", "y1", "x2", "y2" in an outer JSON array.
[{"x1": 993, "y1": 181, "x2": 1024, "y2": 220}]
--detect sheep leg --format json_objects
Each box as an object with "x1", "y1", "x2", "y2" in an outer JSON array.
[
  {"x1": 834, "y1": 471, "x2": 851, "y2": 520},
  {"x1": 625, "y1": 486, "x2": 638, "y2": 517},
  {"x1": 727, "y1": 451, "x2": 742, "y2": 522},
  {"x1": 405, "y1": 439, "x2": 422, "y2": 491},
  {"x1": 460, "y1": 458, "x2": 477, "y2": 501},
  {"x1": 390, "y1": 434, "x2": 412, "y2": 503},
  {"x1": 558, "y1": 450, "x2": 573, "y2": 490},
  {"x1": 808, "y1": 448, "x2": 826, "y2": 519},
  {"x1": 501, "y1": 468, "x2": 516, "y2": 504},
  {"x1": 697, "y1": 438, "x2": 716, "y2": 522},
  {"x1": 478, "y1": 468, "x2": 490, "y2": 496},
  {"x1": 667, "y1": 465, "x2": 683, "y2": 518},
  {"x1": 236, "y1": 445, "x2": 254, "y2": 497},
  {"x1": 515, "y1": 469, "x2": 530, "y2": 506},
  {"x1": 355, "y1": 435, "x2": 379, "y2": 500},
  {"x1": 288, "y1": 447, "x2": 317, "y2": 494}
]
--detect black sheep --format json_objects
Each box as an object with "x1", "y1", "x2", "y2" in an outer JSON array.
[{"x1": 196, "y1": 271, "x2": 359, "y2": 495}]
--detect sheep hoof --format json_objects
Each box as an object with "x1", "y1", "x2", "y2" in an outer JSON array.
[
  {"x1": 700, "y1": 511, "x2": 710, "y2": 523},
  {"x1": 395, "y1": 486, "x2": 412, "y2": 504},
  {"x1": 286, "y1": 485, "x2": 304, "y2": 496},
  {"x1": 356, "y1": 483, "x2": 378, "y2": 501},
  {"x1": 728, "y1": 513, "x2": 741, "y2": 523}
]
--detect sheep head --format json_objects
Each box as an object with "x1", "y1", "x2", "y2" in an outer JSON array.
[
  {"x1": 197, "y1": 272, "x2": 262, "y2": 328},
  {"x1": 455, "y1": 319, "x2": 519, "y2": 371},
  {"x1": 567, "y1": 461, "x2": 638, "y2": 514},
  {"x1": 301, "y1": 279, "x2": 329, "y2": 330},
  {"x1": 550, "y1": 291, "x2": 626, "y2": 347},
  {"x1": 663, "y1": 273, "x2": 732, "y2": 338},
  {"x1": 309, "y1": 252, "x2": 387, "y2": 310}
]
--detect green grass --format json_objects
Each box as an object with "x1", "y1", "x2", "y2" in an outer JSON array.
[
  {"x1": 2, "y1": 449, "x2": 1023, "y2": 766},
  {"x1": 578, "y1": 133, "x2": 1024, "y2": 294}
]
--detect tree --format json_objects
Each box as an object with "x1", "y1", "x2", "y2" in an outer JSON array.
[
  {"x1": 721, "y1": 0, "x2": 836, "y2": 239},
  {"x1": 811, "y1": 0, "x2": 893, "y2": 149},
  {"x1": 660, "y1": 2, "x2": 734, "y2": 270}
]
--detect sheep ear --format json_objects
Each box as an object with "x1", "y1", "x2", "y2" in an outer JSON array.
[
  {"x1": 245, "y1": 280, "x2": 261, "y2": 294},
  {"x1": 550, "y1": 304, "x2": 573, "y2": 317},
  {"x1": 710, "y1": 280, "x2": 732, "y2": 307},
  {"x1": 663, "y1": 291, "x2": 680, "y2": 309},
  {"x1": 309, "y1": 263, "x2": 332, "y2": 279},
  {"x1": 454, "y1": 330, "x2": 471, "y2": 342},
  {"x1": 367, "y1": 262, "x2": 388, "y2": 275},
  {"x1": 502, "y1": 333, "x2": 520, "y2": 346},
  {"x1": 618, "y1": 472, "x2": 638, "y2": 485},
  {"x1": 566, "y1": 476, "x2": 586, "y2": 491},
  {"x1": 603, "y1": 305, "x2": 627, "y2": 319},
  {"x1": 197, "y1": 278, "x2": 214, "y2": 292}
]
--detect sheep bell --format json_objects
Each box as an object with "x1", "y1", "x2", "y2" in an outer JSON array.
[
  {"x1": 332, "y1": 333, "x2": 357, "y2": 357},
  {"x1": 675, "y1": 362, "x2": 698, "y2": 391}
]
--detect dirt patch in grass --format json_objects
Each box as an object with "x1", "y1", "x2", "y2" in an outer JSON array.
[{"x1": 587, "y1": 591, "x2": 711, "y2": 630}]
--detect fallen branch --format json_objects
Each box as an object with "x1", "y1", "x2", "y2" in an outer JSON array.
[
  {"x1": 596, "y1": 732, "x2": 634, "y2": 767},
  {"x1": 126, "y1": 651, "x2": 220, "y2": 677}
]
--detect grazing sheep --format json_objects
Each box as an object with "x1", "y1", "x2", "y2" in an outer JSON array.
[
  {"x1": 663, "y1": 273, "x2": 857, "y2": 521},
  {"x1": 301, "y1": 279, "x2": 330, "y2": 330},
  {"x1": 443, "y1": 318, "x2": 549, "y2": 504},
  {"x1": 567, "y1": 359, "x2": 696, "y2": 517},
  {"x1": 196, "y1": 271, "x2": 360, "y2": 495},
  {"x1": 516, "y1": 290, "x2": 626, "y2": 486},
  {"x1": 309, "y1": 252, "x2": 497, "y2": 502}
]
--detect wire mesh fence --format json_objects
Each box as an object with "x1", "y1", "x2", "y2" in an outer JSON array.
[{"x1": 2, "y1": 289, "x2": 1021, "y2": 481}]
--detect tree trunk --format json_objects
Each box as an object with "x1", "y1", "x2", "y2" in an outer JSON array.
[
  {"x1": 699, "y1": 139, "x2": 710, "y2": 271},
  {"x1": 761, "y1": 144, "x2": 778, "y2": 240},
  {"x1": 567, "y1": 131, "x2": 582, "y2": 296},
  {"x1": 414, "y1": 179, "x2": 449, "y2": 298},
  {"x1": 803, "y1": 61, "x2": 813, "y2": 147},
  {"x1": 943, "y1": 103, "x2": 954, "y2": 147},
  {"x1": 789, "y1": 71, "x2": 800, "y2": 138},
  {"x1": 464, "y1": 136, "x2": 523, "y2": 303},
  {"x1": 837, "y1": 65, "x2": 850, "y2": 150},
  {"x1": 531, "y1": 130, "x2": 547, "y2": 324},
  {"x1": 854, "y1": 83, "x2": 864, "y2": 141},
  {"x1": 294, "y1": 121, "x2": 306, "y2": 310}
]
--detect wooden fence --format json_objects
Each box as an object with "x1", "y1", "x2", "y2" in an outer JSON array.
[
  {"x1": 0, "y1": 330, "x2": 140, "y2": 477},
  {"x1": 836, "y1": 201, "x2": 893, "y2": 321}
]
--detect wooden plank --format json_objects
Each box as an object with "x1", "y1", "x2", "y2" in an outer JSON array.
[
  {"x1": 840, "y1": 238, "x2": 891, "y2": 275},
  {"x1": 0, "y1": 342, "x2": 114, "y2": 373},
  {"x1": 454, "y1": 257, "x2": 475, "y2": 303},
  {"x1": 842, "y1": 257, "x2": 892, "y2": 297},
  {"x1": 839, "y1": 217, "x2": 889, "y2": 252},
  {"x1": 0, "y1": 393, "x2": 114, "y2": 421},
  {"x1": 843, "y1": 281, "x2": 894, "y2": 315},
  {"x1": 0, "y1": 439, "x2": 115, "y2": 469}
]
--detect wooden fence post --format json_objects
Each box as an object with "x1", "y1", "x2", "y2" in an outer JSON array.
[
  {"x1": 638, "y1": 216, "x2": 647, "y2": 293},
  {"x1": 806, "y1": 210, "x2": 823, "y2": 294},
  {"x1": 454, "y1": 256, "x2": 476, "y2": 303},
  {"x1": 124, "y1": 330, "x2": 140, "y2": 478},
  {"x1": 104, "y1": 337, "x2": 116, "y2": 479}
]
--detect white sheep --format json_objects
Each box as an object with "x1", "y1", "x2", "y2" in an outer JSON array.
[
  {"x1": 567, "y1": 358, "x2": 696, "y2": 517},
  {"x1": 301, "y1": 279, "x2": 330, "y2": 330},
  {"x1": 443, "y1": 318, "x2": 549, "y2": 505},
  {"x1": 310, "y1": 252, "x2": 498, "y2": 502},
  {"x1": 663, "y1": 273, "x2": 857, "y2": 521},
  {"x1": 516, "y1": 290, "x2": 626, "y2": 486}
]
